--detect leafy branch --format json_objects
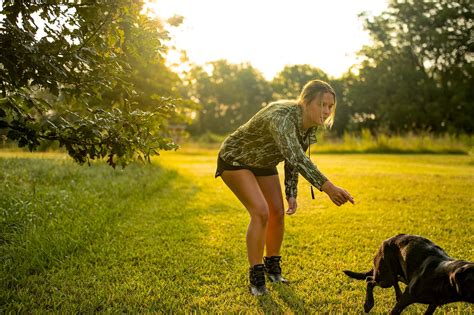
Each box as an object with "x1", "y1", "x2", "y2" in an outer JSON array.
[{"x1": 0, "y1": 1, "x2": 187, "y2": 167}]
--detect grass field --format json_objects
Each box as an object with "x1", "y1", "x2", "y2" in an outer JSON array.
[{"x1": 1, "y1": 148, "x2": 473, "y2": 313}]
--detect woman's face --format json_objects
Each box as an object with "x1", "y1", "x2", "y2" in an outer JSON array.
[{"x1": 306, "y1": 92, "x2": 335, "y2": 126}]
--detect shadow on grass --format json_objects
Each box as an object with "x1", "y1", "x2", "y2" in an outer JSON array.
[
  {"x1": 0, "y1": 159, "x2": 212, "y2": 312},
  {"x1": 257, "y1": 293, "x2": 283, "y2": 313},
  {"x1": 272, "y1": 282, "x2": 309, "y2": 313}
]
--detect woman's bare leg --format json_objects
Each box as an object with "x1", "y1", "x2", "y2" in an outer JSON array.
[
  {"x1": 256, "y1": 175, "x2": 285, "y2": 257},
  {"x1": 221, "y1": 169, "x2": 269, "y2": 266}
]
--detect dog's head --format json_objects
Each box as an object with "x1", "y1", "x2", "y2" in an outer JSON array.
[{"x1": 449, "y1": 263, "x2": 474, "y2": 301}]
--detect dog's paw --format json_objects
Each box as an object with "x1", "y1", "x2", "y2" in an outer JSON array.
[{"x1": 364, "y1": 301, "x2": 374, "y2": 313}]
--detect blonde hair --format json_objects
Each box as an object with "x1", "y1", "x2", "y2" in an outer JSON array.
[{"x1": 297, "y1": 80, "x2": 337, "y2": 128}]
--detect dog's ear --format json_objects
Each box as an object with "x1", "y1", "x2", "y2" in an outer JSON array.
[
  {"x1": 449, "y1": 269, "x2": 462, "y2": 294},
  {"x1": 450, "y1": 264, "x2": 474, "y2": 295},
  {"x1": 465, "y1": 266, "x2": 474, "y2": 290},
  {"x1": 466, "y1": 266, "x2": 474, "y2": 281}
]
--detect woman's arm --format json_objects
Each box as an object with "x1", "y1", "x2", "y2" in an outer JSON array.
[
  {"x1": 269, "y1": 114, "x2": 328, "y2": 191},
  {"x1": 284, "y1": 161, "x2": 299, "y2": 215},
  {"x1": 322, "y1": 180, "x2": 355, "y2": 206},
  {"x1": 284, "y1": 160, "x2": 298, "y2": 199},
  {"x1": 270, "y1": 114, "x2": 354, "y2": 206},
  {"x1": 286, "y1": 196, "x2": 297, "y2": 215}
]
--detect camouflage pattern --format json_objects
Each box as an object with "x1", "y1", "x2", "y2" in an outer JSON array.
[{"x1": 218, "y1": 100, "x2": 328, "y2": 199}]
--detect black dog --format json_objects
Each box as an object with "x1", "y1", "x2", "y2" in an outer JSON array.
[{"x1": 344, "y1": 234, "x2": 474, "y2": 314}]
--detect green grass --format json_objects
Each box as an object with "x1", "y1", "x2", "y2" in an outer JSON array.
[{"x1": 1, "y1": 148, "x2": 473, "y2": 313}]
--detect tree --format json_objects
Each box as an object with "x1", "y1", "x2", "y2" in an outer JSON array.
[
  {"x1": 346, "y1": 0, "x2": 473, "y2": 134},
  {"x1": 0, "y1": 1, "x2": 186, "y2": 167},
  {"x1": 185, "y1": 60, "x2": 272, "y2": 135},
  {"x1": 329, "y1": 77, "x2": 353, "y2": 136},
  {"x1": 271, "y1": 65, "x2": 329, "y2": 100}
]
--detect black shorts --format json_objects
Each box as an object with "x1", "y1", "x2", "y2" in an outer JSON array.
[{"x1": 215, "y1": 157, "x2": 278, "y2": 177}]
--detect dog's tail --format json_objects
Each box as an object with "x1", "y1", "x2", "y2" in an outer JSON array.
[{"x1": 343, "y1": 269, "x2": 373, "y2": 280}]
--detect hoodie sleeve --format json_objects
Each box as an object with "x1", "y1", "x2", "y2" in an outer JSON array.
[
  {"x1": 269, "y1": 113, "x2": 328, "y2": 193},
  {"x1": 284, "y1": 160, "x2": 299, "y2": 199}
]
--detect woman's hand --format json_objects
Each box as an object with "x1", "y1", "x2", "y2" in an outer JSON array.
[
  {"x1": 286, "y1": 197, "x2": 297, "y2": 215},
  {"x1": 322, "y1": 181, "x2": 355, "y2": 206}
]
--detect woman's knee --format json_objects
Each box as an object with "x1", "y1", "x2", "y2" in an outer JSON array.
[
  {"x1": 248, "y1": 202, "x2": 269, "y2": 225},
  {"x1": 269, "y1": 206, "x2": 285, "y2": 222}
]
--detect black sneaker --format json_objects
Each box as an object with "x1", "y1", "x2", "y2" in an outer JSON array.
[
  {"x1": 249, "y1": 264, "x2": 268, "y2": 296},
  {"x1": 264, "y1": 256, "x2": 289, "y2": 283}
]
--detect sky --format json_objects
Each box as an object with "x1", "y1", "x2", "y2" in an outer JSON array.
[{"x1": 146, "y1": 0, "x2": 388, "y2": 80}]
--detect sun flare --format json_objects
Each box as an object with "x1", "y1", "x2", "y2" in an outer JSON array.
[{"x1": 144, "y1": 0, "x2": 387, "y2": 79}]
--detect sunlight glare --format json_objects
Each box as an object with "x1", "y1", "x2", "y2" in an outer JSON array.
[{"x1": 146, "y1": 0, "x2": 388, "y2": 79}]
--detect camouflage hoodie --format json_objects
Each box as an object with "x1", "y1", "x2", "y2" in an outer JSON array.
[{"x1": 218, "y1": 100, "x2": 328, "y2": 199}]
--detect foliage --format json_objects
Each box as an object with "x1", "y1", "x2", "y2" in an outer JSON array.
[
  {"x1": 0, "y1": 1, "x2": 186, "y2": 167},
  {"x1": 184, "y1": 60, "x2": 272, "y2": 135},
  {"x1": 184, "y1": 62, "x2": 349, "y2": 136},
  {"x1": 314, "y1": 129, "x2": 472, "y2": 154},
  {"x1": 345, "y1": 0, "x2": 473, "y2": 134},
  {"x1": 1, "y1": 150, "x2": 473, "y2": 312},
  {"x1": 271, "y1": 64, "x2": 329, "y2": 100}
]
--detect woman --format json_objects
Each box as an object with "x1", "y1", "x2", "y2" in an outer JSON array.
[{"x1": 215, "y1": 80, "x2": 354, "y2": 295}]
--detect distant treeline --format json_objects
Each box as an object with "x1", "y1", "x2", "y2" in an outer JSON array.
[{"x1": 183, "y1": 0, "x2": 473, "y2": 136}]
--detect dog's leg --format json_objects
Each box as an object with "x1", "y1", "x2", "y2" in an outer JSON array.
[
  {"x1": 364, "y1": 276, "x2": 376, "y2": 313},
  {"x1": 390, "y1": 290, "x2": 414, "y2": 315},
  {"x1": 393, "y1": 282, "x2": 402, "y2": 301},
  {"x1": 424, "y1": 304, "x2": 437, "y2": 315}
]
